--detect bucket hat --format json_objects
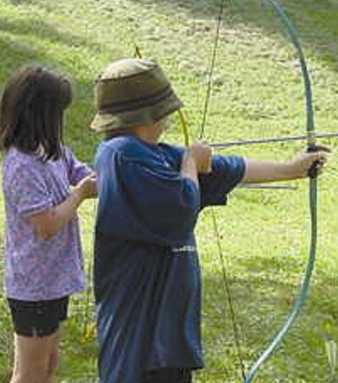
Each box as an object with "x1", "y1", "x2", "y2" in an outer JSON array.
[{"x1": 91, "y1": 58, "x2": 183, "y2": 132}]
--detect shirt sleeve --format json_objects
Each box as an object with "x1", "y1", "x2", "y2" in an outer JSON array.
[
  {"x1": 199, "y1": 155, "x2": 245, "y2": 209},
  {"x1": 5, "y1": 162, "x2": 54, "y2": 218},
  {"x1": 96, "y1": 151, "x2": 201, "y2": 247},
  {"x1": 64, "y1": 147, "x2": 92, "y2": 186}
]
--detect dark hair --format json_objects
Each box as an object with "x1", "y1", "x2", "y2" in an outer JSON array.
[{"x1": 0, "y1": 65, "x2": 73, "y2": 161}]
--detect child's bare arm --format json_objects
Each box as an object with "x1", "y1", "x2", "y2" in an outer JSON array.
[
  {"x1": 29, "y1": 173, "x2": 97, "y2": 240},
  {"x1": 242, "y1": 150, "x2": 328, "y2": 184}
]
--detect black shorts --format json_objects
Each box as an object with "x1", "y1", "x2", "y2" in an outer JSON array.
[
  {"x1": 142, "y1": 368, "x2": 192, "y2": 383},
  {"x1": 7, "y1": 296, "x2": 69, "y2": 337}
]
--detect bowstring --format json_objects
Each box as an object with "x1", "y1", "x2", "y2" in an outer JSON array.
[
  {"x1": 200, "y1": 0, "x2": 246, "y2": 380},
  {"x1": 199, "y1": 0, "x2": 227, "y2": 140},
  {"x1": 135, "y1": 17, "x2": 246, "y2": 379},
  {"x1": 211, "y1": 210, "x2": 247, "y2": 380}
]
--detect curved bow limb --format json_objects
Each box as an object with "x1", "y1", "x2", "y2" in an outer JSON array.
[{"x1": 244, "y1": 0, "x2": 318, "y2": 381}]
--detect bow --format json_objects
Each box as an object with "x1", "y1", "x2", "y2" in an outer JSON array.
[
  {"x1": 245, "y1": 1, "x2": 318, "y2": 381},
  {"x1": 199, "y1": 0, "x2": 321, "y2": 381},
  {"x1": 136, "y1": 1, "x2": 323, "y2": 377}
]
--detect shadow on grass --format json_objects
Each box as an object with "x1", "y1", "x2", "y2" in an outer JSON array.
[
  {"x1": 0, "y1": 255, "x2": 335, "y2": 382},
  {"x1": 0, "y1": 297, "x2": 13, "y2": 383},
  {"x1": 0, "y1": 14, "x2": 105, "y2": 58},
  {"x1": 0, "y1": 28, "x2": 99, "y2": 163},
  {"x1": 7, "y1": 0, "x2": 338, "y2": 75},
  {"x1": 199, "y1": 252, "x2": 337, "y2": 381},
  {"x1": 125, "y1": 0, "x2": 338, "y2": 73}
]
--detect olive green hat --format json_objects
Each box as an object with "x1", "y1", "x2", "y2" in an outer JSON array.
[{"x1": 90, "y1": 58, "x2": 183, "y2": 132}]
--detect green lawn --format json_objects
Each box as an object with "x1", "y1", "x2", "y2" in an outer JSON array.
[{"x1": 1, "y1": 0, "x2": 338, "y2": 382}]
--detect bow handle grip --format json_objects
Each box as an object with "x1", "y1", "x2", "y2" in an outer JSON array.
[{"x1": 307, "y1": 144, "x2": 330, "y2": 178}]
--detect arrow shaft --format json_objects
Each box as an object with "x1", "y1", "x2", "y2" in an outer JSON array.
[
  {"x1": 210, "y1": 132, "x2": 338, "y2": 149},
  {"x1": 239, "y1": 184, "x2": 297, "y2": 190}
]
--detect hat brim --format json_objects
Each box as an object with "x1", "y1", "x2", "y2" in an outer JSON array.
[{"x1": 90, "y1": 93, "x2": 183, "y2": 133}]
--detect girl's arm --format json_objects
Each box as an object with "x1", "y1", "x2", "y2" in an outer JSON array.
[
  {"x1": 64, "y1": 147, "x2": 93, "y2": 185},
  {"x1": 29, "y1": 173, "x2": 97, "y2": 240},
  {"x1": 242, "y1": 150, "x2": 328, "y2": 183}
]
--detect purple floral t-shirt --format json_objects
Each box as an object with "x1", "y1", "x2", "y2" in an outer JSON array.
[{"x1": 2, "y1": 146, "x2": 91, "y2": 301}]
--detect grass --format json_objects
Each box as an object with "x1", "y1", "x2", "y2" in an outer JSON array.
[{"x1": 1, "y1": 0, "x2": 338, "y2": 382}]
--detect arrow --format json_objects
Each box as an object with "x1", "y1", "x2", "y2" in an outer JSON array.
[
  {"x1": 239, "y1": 184, "x2": 298, "y2": 190},
  {"x1": 210, "y1": 132, "x2": 338, "y2": 149}
]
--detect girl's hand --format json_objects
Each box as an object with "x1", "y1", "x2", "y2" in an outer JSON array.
[
  {"x1": 288, "y1": 147, "x2": 330, "y2": 179},
  {"x1": 75, "y1": 173, "x2": 97, "y2": 199}
]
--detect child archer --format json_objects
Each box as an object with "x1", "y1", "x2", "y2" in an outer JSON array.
[{"x1": 91, "y1": 58, "x2": 327, "y2": 383}]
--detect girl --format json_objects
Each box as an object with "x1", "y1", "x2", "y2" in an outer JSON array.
[{"x1": 0, "y1": 65, "x2": 97, "y2": 383}]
